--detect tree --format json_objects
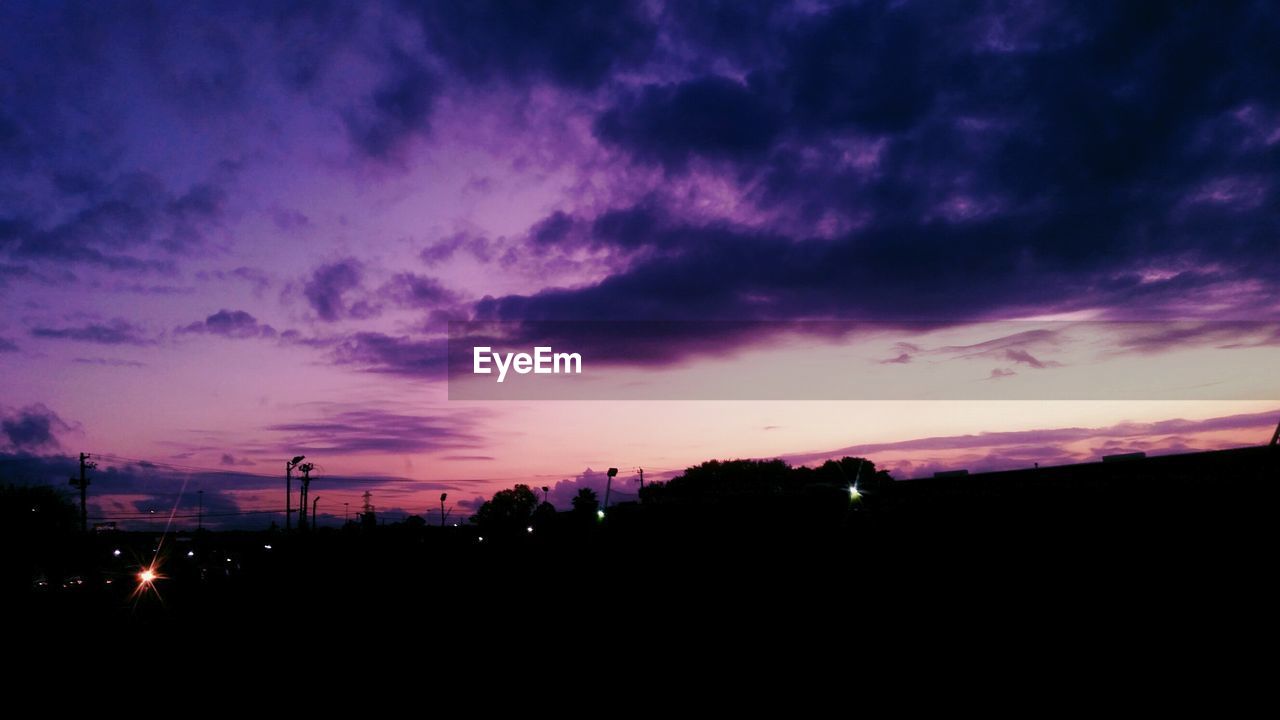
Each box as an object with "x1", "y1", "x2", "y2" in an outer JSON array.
[
  {"x1": 471, "y1": 484, "x2": 539, "y2": 532},
  {"x1": 570, "y1": 487, "x2": 598, "y2": 515}
]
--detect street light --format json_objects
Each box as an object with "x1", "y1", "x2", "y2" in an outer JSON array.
[
  {"x1": 286, "y1": 455, "x2": 305, "y2": 532},
  {"x1": 602, "y1": 468, "x2": 618, "y2": 514}
]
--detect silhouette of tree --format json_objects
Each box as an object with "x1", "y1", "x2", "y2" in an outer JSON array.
[
  {"x1": 471, "y1": 484, "x2": 539, "y2": 532},
  {"x1": 571, "y1": 487, "x2": 599, "y2": 515},
  {"x1": 1, "y1": 483, "x2": 78, "y2": 537},
  {"x1": 532, "y1": 500, "x2": 557, "y2": 527},
  {"x1": 640, "y1": 457, "x2": 890, "y2": 504},
  {"x1": 402, "y1": 514, "x2": 427, "y2": 528}
]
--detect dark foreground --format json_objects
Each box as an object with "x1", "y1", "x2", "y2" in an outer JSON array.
[{"x1": 8, "y1": 446, "x2": 1277, "y2": 652}]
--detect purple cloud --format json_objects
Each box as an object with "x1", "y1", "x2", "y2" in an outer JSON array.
[
  {"x1": 303, "y1": 259, "x2": 371, "y2": 322},
  {"x1": 1, "y1": 404, "x2": 73, "y2": 451},
  {"x1": 178, "y1": 309, "x2": 277, "y2": 339},
  {"x1": 265, "y1": 406, "x2": 483, "y2": 454},
  {"x1": 30, "y1": 318, "x2": 152, "y2": 346}
]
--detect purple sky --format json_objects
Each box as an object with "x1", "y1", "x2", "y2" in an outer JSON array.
[{"x1": 2, "y1": 1, "x2": 1279, "y2": 527}]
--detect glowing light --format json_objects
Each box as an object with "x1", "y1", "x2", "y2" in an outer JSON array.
[
  {"x1": 526, "y1": 526, "x2": 534, "y2": 533},
  {"x1": 597, "y1": 510, "x2": 605, "y2": 519},
  {"x1": 478, "y1": 536, "x2": 484, "y2": 542},
  {"x1": 263, "y1": 544, "x2": 273, "y2": 550},
  {"x1": 130, "y1": 563, "x2": 166, "y2": 601},
  {"x1": 112, "y1": 549, "x2": 122, "y2": 557},
  {"x1": 849, "y1": 486, "x2": 861, "y2": 501},
  {"x1": 187, "y1": 550, "x2": 195, "y2": 557}
]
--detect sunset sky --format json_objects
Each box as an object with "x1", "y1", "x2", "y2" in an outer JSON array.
[{"x1": 2, "y1": 1, "x2": 1278, "y2": 528}]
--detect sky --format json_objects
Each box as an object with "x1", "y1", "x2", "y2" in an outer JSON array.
[{"x1": 2, "y1": 1, "x2": 1279, "y2": 528}]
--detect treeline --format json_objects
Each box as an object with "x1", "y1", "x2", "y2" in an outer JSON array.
[{"x1": 468, "y1": 456, "x2": 889, "y2": 535}]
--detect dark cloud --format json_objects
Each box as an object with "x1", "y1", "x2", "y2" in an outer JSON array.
[
  {"x1": 493, "y1": 0, "x2": 1280, "y2": 369},
  {"x1": 419, "y1": 232, "x2": 495, "y2": 266},
  {"x1": 344, "y1": 52, "x2": 439, "y2": 161},
  {"x1": 178, "y1": 309, "x2": 277, "y2": 339},
  {"x1": 0, "y1": 337, "x2": 17, "y2": 352},
  {"x1": 530, "y1": 211, "x2": 576, "y2": 246},
  {"x1": 220, "y1": 453, "x2": 255, "y2": 467},
  {"x1": 197, "y1": 266, "x2": 273, "y2": 296},
  {"x1": 1, "y1": 404, "x2": 72, "y2": 451},
  {"x1": 1005, "y1": 349, "x2": 1052, "y2": 369},
  {"x1": 408, "y1": 0, "x2": 657, "y2": 90},
  {"x1": 0, "y1": 174, "x2": 223, "y2": 271},
  {"x1": 595, "y1": 76, "x2": 784, "y2": 169},
  {"x1": 303, "y1": 258, "x2": 376, "y2": 322},
  {"x1": 330, "y1": 332, "x2": 449, "y2": 377},
  {"x1": 30, "y1": 318, "x2": 152, "y2": 346},
  {"x1": 379, "y1": 273, "x2": 458, "y2": 309},
  {"x1": 266, "y1": 406, "x2": 483, "y2": 454}
]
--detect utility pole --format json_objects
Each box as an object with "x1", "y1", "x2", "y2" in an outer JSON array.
[
  {"x1": 311, "y1": 496, "x2": 320, "y2": 529},
  {"x1": 286, "y1": 456, "x2": 304, "y2": 532},
  {"x1": 636, "y1": 468, "x2": 644, "y2": 490},
  {"x1": 68, "y1": 452, "x2": 95, "y2": 532},
  {"x1": 298, "y1": 462, "x2": 314, "y2": 531},
  {"x1": 197, "y1": 489, "x2": 203, "y2": 531},
  {"x1": 440, "y1": 493, "x2": 448, "y2": 528},
  {"x1": 344, "y1": 502, "x2": 349, "y2": 524}
]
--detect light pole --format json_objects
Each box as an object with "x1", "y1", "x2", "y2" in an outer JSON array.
[
  {"x1": 602, "y1": 468, "x2": 618, "y2": 517},
  {"x1": 286, "y1": 455, "x2": 305, "y2": 531},
  {"x1": 440, "y1": 493, "x2": 449, "y2": 528},
  {"x1": 344, "y1": 502, "x2": 349, "y2": 524},
  {"x1": 297, "y1": 462, "x2": 315, "y2": 530}
]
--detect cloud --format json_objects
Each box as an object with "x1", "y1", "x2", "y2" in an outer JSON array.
[
  {"x1": 408, "y1": 0, "x2": 657, "y2": 90},
  {"x1": 265, "y1": 405, "x2": 484, "y2": 454},
  {"x1": 178, "y1": 309, "x2": 277, "y2": 339},
  {"x1": 73, "y1": 357, "x2": 146, "y2": 368},
  {"x1": 595, "y1": 76, "x2": 783, "y2": 170},
  {"x1": 379, "y1": 273, "x2": 458, "y2": 309},
  {"x1": 303, "y1": 258, "x2": 376, "y2": 322},
  {"x1": 1, "y1": 404, "x2": 73, "y2": 451},
  {"x1": 0, "y1": 337, "x2": 17, "y2": 352},
  {"x1": 344, "y1": 52, "x2": 439, "y2": 161},
  {"x1": 220, "y1": 453, "x2": 255, "y2": 467},
  {"x1": 330, "y1": 332, "x2": 449, "y2": 377},
  {"x1": 1004, "y1": 349, "x2": 1053, "y2": 369},
  {"x1": 450, "y1": 1, "x2": 1280, "y2": 370},
  {"x1": 0, "y1": 173, "x2": 224, "y2": 271},
  {"x1": 30, "y1": 318, "x2": 152, "y2": 346}
]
